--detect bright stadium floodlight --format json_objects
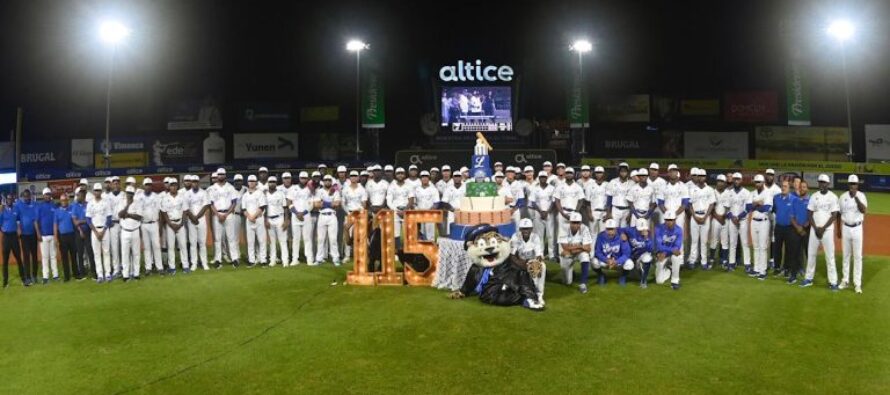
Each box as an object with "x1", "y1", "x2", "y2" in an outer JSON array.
[
  {"x1": 346, "y1": 39, "x2": 368, "y2": 52},
  {"x1": 346, "y1": 39, "x2": 368, "y2": 159},
  {"x1": 827, "y1": 19, "x2": 855, "y2": 42},
  {"x1": 99, "y1": 20, "x2": 130, "y2": 45},
  {"x1": 570, "y1": 39, "x2": 593, "y2": 154},
  {"x1": 570, "y1": 39, "x2": 593, "y2": 53}
]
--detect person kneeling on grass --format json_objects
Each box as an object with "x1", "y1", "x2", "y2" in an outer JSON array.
[
  {"x1": 510, "y1": 218, "x2": 546, "y2": 304},
  {"x1": 621, "y1": 218, "x2": 655, "y2": 288},
  {"x1": 655, "y1": 211, "x2": 684, "y2": 290},
  {"x1": 592, "y1": 219, "x2": 632, "y2": 286},
  {"x1": 558, "y1": 212, "x2": 593, "y2": 294}
]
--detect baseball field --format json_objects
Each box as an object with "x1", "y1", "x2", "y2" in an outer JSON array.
[{"x1": 1, "y1": 193, "x2": 888, "y2": 394}]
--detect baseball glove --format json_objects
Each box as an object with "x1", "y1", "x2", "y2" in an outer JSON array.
[{"x1": 527, "y1": 259, "x2": 544, "y2": 279}]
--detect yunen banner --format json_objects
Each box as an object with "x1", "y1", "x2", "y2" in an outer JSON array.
[
  {"x1": 786, "y1": 50, "x2": 811, "y2": 126},
  {"x1": 395, "y1": 149, "x2": 557, "y2": 171},
  {"x1": 724, "y1": 91, "x2": 778, "y2": 123},
  {"x1": 755, "y1": 126, "x2": 848, "y2": 161},
  {"x1": 683, "y1": 131, "x2": 749, "y2": 159},
  {"x1": 566, "y1": 60, "x2": 589, "y2": 128},
  {"x1": 167, "y1": 97, "x2": 223, "y2": 131},
  {"x1": 361, "y1": 58, "x2": 385, "y2": 129},
  {"x1": 148, "y1": 134, "x2": 204, "y2": 166},
  {"x1": 232, "y1": 133, "x2": 299, "y2": 159},
  {"x1": 679, "y1": 99, "x2": 720, "y2": 117},
  {"x1": 596, "y1": 95, "x2": 650, "y2": 122},
  {"x1": 94, "y1": 137, "x2": 148, "y2": 168},
  {"x1": 21, "y1": 141, "x2": 70, "y2": 168},
  {"x1": 865, "y1": 124, "x2": 890, "y2": 163},
  {"x1": 71, "y1": 138, "x2": 94, "y2": 169},
  {"x1": 237, "y1": 102, "x2": 291, "y2": 132}
]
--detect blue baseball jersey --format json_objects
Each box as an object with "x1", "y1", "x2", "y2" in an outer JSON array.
[
  {"x1": 594, "y1": 231, "x2": 630, "y2": 263},
  {"x1": 37, "y1": 201, "x2": 57, "y2": 235},
  {"x1": 620, "y1": 227, "x2": 653, "y2": 260},
  {"x1": 0, "y1": 205, "x2": 18, "y2": 233},
  {"x1": 70, "y1": 201, "x2": 90, "y2": 232},
  {"x1": 654, "y1": 224, "x2": 683, "y2": 255},
  {"x1": 772, "y1": 193, "x2": 796, "y2": 226},
  {"x1": 55, "y1": 205, "x2": 76, "y2": 234},
  {"x1": 14, "y1": 199, "x2": 38, "y2": 235},
  {"x1": 793, "y1": 195, "x2": 810, "y2": 227}
]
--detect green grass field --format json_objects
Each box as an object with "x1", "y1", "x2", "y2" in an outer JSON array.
[{"x1": 1, "y1": 253, "x2": 888, "y2": 394}]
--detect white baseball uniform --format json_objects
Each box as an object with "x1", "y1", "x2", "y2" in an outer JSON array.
[
  {"x1": 749, "y1": 187, "x2": 774, "y2": 274},
  {"x1": 161, "y1": 191, "x2": 188, "y2": 270},
  {"x1": 288, "y1": 184, "x2": 315, "y2": 265},
  {"x1": 710, "y1": 188, "x2": 732, "y2": 255},
  {"x1": 315, "y1": 187, "x2": 342, "y2": 263},
  {"x1": 104, "y1": 191, "x2": 124, "y2": 275},
  {"x1": 137, "y1": 191, "x2": 163, "y2": 272},
  {"x1": 413, "y1": 184, "x2": 439, "y2": 240},
  {"x1": 646, "y1": 176, "x2": 667, "y2": 224},
  {"x1": 341, "y1": 183, "x2": 369, "y2": 259},
  {"x1": 839, "y1": 191, "x2": 867, "y2": 288},
  {"x1": 528, "y1": 183, "x2": 557, "y2": 259},
  {"x1": 626, "y1": 182, "x2": 656, "y2": 230},
  {"x1": 386, "y1": 181, "x2": 414, "y2": 239},
  {"x1": 266, "y1": 188, "x2": 289, "y2": 266},
  {"x1": 805, "y1": 190, "x2": 840, "y2": 284},
  {"x1": 208, "y1": 182, "x2": 240, "y2": 265},
  {"x1": 86, "y1": 197, "x2": 113, "y2": 278},
  {"x1": 442, "y1": 182, "x2": 466, "y2": 231},
  {"x1": 510, "y1": 232, "x2": 546, "y2": 299},
  {"x1": 185, "y1": 187, "x2": 210, "y2": 270},
  {"x1": 116, "y1": 198, "x2": 142, "y2": 279},
  {"x1": 585, "y1": 180, "x2": 608, "y2": 236},
  {"x1": 557, "y1": 224, "x2": 593, "y2": 285},
  {"x1": 554, "y1": 181, "x2": 585, "y2": 240},
  {"x1": 509, "y1": 179, "x2": 527, "y2": 226},
  {"x1": 688, "y1": 183, "x2": 716, "y2": 266},
  {"x1": 726, "y1": 187, "x2": 752, "y2": 267},
  {"x1": 606, "y1": 177, "x2": 634, "y2": 227},
  {"x1": 241, "y1": 188, "x2": 268, "y2": 265}
]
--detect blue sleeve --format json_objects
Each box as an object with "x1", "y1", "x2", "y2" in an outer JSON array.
[
  {"x1": 657, "y1": 199, "x2": 665, "y2": 206},
  {"x1": 758, "y1": 204, "x2": 772, "y2": 213},
  {"x1": 106, "y1": 216, "x2": 112, "y2": 228},
  {"x1": 606, "y1": 196, "x2": 612, "y2": 208},
  {"x1": 617, "y1": 241, "x2": 631, "y2": 263},
  {"x1": 322, "y1": 201, "x2": 332, "y2": 209},
  {"x1": 672, "y1": 228, "x2": 684, "y2": 251},
  {"x1": 594, "y1": 236, "x2": 607, "y2": 262},
  {"x1": 515, "y1": 197, "x2": 525, "y2": 207},
  {"x1": 681, "y1": 198, "x2": 689, "y2": 207},
  {"x1": 654, "y1": 228, "x2": 668, "y2": 254}
]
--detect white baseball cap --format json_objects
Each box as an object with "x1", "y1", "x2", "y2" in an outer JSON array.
[
  {"x1": 753, "y1": 174, "x2": 765, "y2": 183},
  {"x1": 663, "y1": 211, "x2": 677, "y2": 221},
  {"x1": 848, "y1": 174, "x2": 859, "y2": 184},
  {"x1": 569, "y1": 212, "x2": 583, "y2": 222},
  {"x1": 505, "y1": 166, "x2": 516, "y2": 173},
  {"x1": 519, "y1": 218, "x2": 534, "y2": 228},
  {"x1": 431, "y1": 167, "x2": 440, "y2": 172},
  {"x1": 267, "y1": 176, "x2": 277, "y2": 183},
  {"x1": 420, "y1": 170, "x2": 430, "y2": 177},
  {"x1": 125, "y1": 176, "x2": 136, "y2": 184},
  {"x1": 699, "y1": 169, "x2": 707, "y2": 176},
  {"x1": 493, "y1": 161, "x2": 503, "y2": 167},
  {"x1": 247, "y1": 175, "x2": 257, "y2": 182},
  {"x1": 630, "y1": 169, "x2": 639, "y2": 177},
  {"x1": 104, "y1": 177, "x2": 112, "y2": 183},
  {"x1": 216, "y1": 168, "x2": 227, "y2": 175},
  {"x1": 234, "y1": 174, "x2": 243, "y2": 181},
  {"x1": 565, "y1": 167, "x2": 575, "y2": 174},
  {"x1": 211, "y1": 172, "x2": 219, "y2": 179},
  {"x1": 111, "y1": 176, "x2": 120, "y2": 181},
  {"x1": 42, "y1": 187, "x2": 52, "y2": 195},
  {"x1": 716, "y1": 174, "x2": 727, "y2": 182},
  {"x1": 258, "y1": 166, "x2": 269, "y2": 172},
  {"x1": 169, "y1": 178, "x2": 179, "y2": 185},
  {"x1": 818, "y1": 174, "x2": 830, "y2": 183},
  {"x1": 282, "y1": 172, "x2": 292, "y2": 178},
  {"x1": 311, "y1": 171, "x2": 321, "y2": 177},
  {"x1": 668, "y1": 164, "x2": 679, "y2": 171},
  {"x1": 92, "y1": 183, "x2": 103, "y2": 191},
  {"x1": 384, "y1": 165, "x2": 394, "y2": 171},
  {"x1": 317, "y1": 163, "x2": 328, "y2": 169},
  {"x1": 618, "y1": 162, "x2": 629, "y2": 168},
  {"x1": 649, "y1": 163, "x2": 660, "y2": 170},
  {"x1": 441, "y1": 165, "x2": 451, "y2": 171},
  {"x1": 636, "y1": 218, "x2": 649, "y2": 231},
  {"x1": 638, "y1": 168, "x2": 647, "y2": 176},
  {"x1": 523, "y1": 166, "x2": 534, "y2": 173},
  {"x1": 298, "y1": 171, "x2": 309, "y2": 178},
  {"x1": 337, "y1": 165, "x2": 347, "y2": 173},
  {"x1": 79, "y1": 178, "x2": 88, "y2": 185},
  {"x1": 542, "y1": 161, "x2": 553, "y2": 167},
  {"x1": 323, "y1": 174, "x2": 334, "y2": 181},
  {"x1": 360, "y1": 171, "x2": 368, "y2": 176},
  {"x1": 350, "y1": 170, "x2": 360, "y2": 177},
  {"x1": 594, "y1": 166, "x2": 604, "y2": 173},
  {"x1": 605, "y1": 219, "x2": 617, "y2": 229},
  {"x1": 142, "y1": 178, "x2": 153, "y2": 185},
  {"x1": 395, "y1": 167, "x2": 406, "y2": 174},
  {"x1": 765, "y1": 168, "x2": 776, "y2": 175},
  {"x1": 690, "y1": 167, "x2": 699, "y2": 175},
  {"x1": 494, "y1": 171, "x2": 504, "y2": 178},
  {"x1": 580, "y1": 165, "x2": 590, "y2": 171},
  {"x1": 556, "y1": 162, "x2": 566, "y2": 168},
  {"x1": 538, "y1": 171, "x2": 548, "y2": 177},
  {"x1": 732, "y1": 172, "x2": 743, "y2": 179},
  {"x1": 459, "y1": 166, "x2": 469, "y2": 173},
  {"x1": 125, "y1": 186, "x2": 135, "y2": 194}
]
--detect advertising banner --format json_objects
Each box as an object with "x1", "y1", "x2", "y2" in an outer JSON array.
[
  {"x1": 21, "y1": 141, "x2": 70, "y2": 168},
  {"x1": 167, "y1": 97, "x2": 223, "y2": 130},
  {"x1": 361, "y1": 58, "x2": 386, "y2": 129},
  {"x1": 786, "y1": 52, "x2": 811, "y2": 126},
  {"x1": 232, "y1": 133, "x2": 299, "y2": 159},
  {"x1": 679, "y1": 99, "x2": 720, "y2": 117},
  {"x1": 567, "y1": 61, "x2": 589, "y2": 128},
  {"x1": 724, "y1": 91, "x2": 778, "y2": 122},
  {"x1": 148, "y1": 134, "x2": 204, "y2": 166},
  {"x1": 94, "y1": 137, "x2": 148, "y2": 168},
  {"x1": 683, "y1": 131, "x2": 749, "y2": 159},
  {"x1": 300, "y1": 106, "x2": 339, "y2": 123},
  {"x1": 581, "y1": 158, "x2": 890, "y2": 175},
  {"x1": 0, "y1": 142, "x2": 13, "y2": 169},
  {"x1": 596, "y1": 95, "x2": 650, "y2": 122},
  {"x1": 396, "y1": 149, "x2": 557, "y2": 171},
  {"x1": 592, "y1": 129, "x2": 664, "y2": 157},
  {"x1": 237, "y1": 102, "x2": 291, "y2": 132},
  {"x1": 71, "y1": 138, "x2": 94, "y2": 169},
  {"x1": 755, "y1": 126, "x2": 848, "y2": 161},
  {"x1": 865, "y1": 124, "x2": 890, "y2": 163}
]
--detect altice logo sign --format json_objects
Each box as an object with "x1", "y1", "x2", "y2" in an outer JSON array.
[{"x1": 439, "y1": 59, "x2": 514, "y2": 82}]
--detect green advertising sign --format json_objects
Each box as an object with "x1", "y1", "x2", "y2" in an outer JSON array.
[
  {"x1": 567, "y1": 60, "x2": 589, "y2": 128},
  {"x1": 786, "y1": 51, "x2": 811, "y2": 126},
  {"x1": 361, "y1": 59, "x2": 385, "y2": 129}
]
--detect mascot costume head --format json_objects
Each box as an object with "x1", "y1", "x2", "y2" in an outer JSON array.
[{"x1": 450, "y1": 224, "x2": 544, "y2": 311}]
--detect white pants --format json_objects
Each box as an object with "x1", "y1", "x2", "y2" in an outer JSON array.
[
  {"x1": 687, "y1": 216, "x2": 711, "y2": 265},
  {"x1": 315, "y1": 213, "x2": 339, "y2": 263},
  {"x1": 751, "y1": 218, "x2": 771, "y2": 274},
  {"x1": 244, "y1": 217, "x2": 267, "y2": 264},
  {"x1": 120, "y1": 227, "x2": 141, "y2": 278},
  {"x1": 558, "y1": 252, "x2": 590, "y2": 285},
  {"x1": 841, "y1": 224, "x2": 863, "y2": 287},
  {"x1": 709, "y1": 218, "x2": 728, "y2": 251},
  {"x1": 511, "y1": 209, "x2": 523, "y2": 230},
  {"x1": 213, "y1": 213, "x2": 239, "y2": 263},
  {"x1": 92, "y1": 229, "x2": 112, "y2": 278},
  {"x1": 141, "y1": 222, "x2": 163, "y2": 271},
  {"x1": 40, "y1": 235, "x2": 58, "y2": 279},
  {"x1": 611, "y1": 207, "x2": 630, "y2": 228},
  {"x1": 110, "y1": 223, "x2": 121, "y2": 274},
  {"x1": 728, "y1": 219, "x2": 751, "y2": 266},
  {"x1": 187, "y1": 217, "x2": 209, "y2": 270},
  {"x1": 530, "y1": 210, "x2": 556, "y2": 259},
  {"x1": 556, "y1": 212, "x2": 572, "y2": 243},
  {"x1": 588, "y1": 211, "x2": 606, "y2": 238},
  {"x1": 165, "y1": 222, "x2": 188, "y2": 270},
  {"x1": 806, "y1": 225, "x2": 837, "y2": 284},
  {"x1": 592, "y1": 257, "x2": 634, "y2": 270},
  {"x1": 268, "y1": 217, "x2": 289, "y2": 266},
  {"x1": 302, "y1": 215, "x2": 318, "y2": 264},
  {"x1": 290, "y1": 215, "x2": 311, "y2": 264},
  {"x1": 655, "y1": 254, "x2": 682, "y2": 285}
]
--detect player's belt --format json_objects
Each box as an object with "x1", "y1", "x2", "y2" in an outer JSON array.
[
  {"x1": 752, "y1": 218, "x2": 766, "y2": 222},
  {"x1": 613, "y1": 205, "x2": 628, "y2": 210},
  {"x1": 319, "y1": 212, "x2": 334, "y2": 215},
  {"x1": 694, "y1": 211, "x2": 706, "y2": 215},
  {"x1": 169, "y1": 218, "x2": 181, "y2": 222},
  {"x1": 635, "y1": 209, "x2": 648, "y2": 215},
  {"x1": 217, "y1": 209, "x2": 230, "y2": 213},
  {"x1": 142, "y1": 220, "x2": 156, "y2": 224},
  {"x1": 268, "y1": 215, "x2": 280, "y2": 219},
  {"x1": 123, "y1": 227, "x2": 139, "y2": 232},
  {"x1": 844, "y1": 222, "x2": 862, "y2": 227},
  {"x1": 593, "y1": 208, "x2": 605, "y2": 212}
]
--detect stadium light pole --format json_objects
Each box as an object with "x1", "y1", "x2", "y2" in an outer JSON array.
[
  {"x1": 570, "y1": 39, "x2": 593, "y2": 155},
  {"x1": 827, "y1": 20, "x2": 855, "y2": 160},
  {"x1": 347, "y1": 39, "x2": 368, "y2": 160},
  {"x1": 99, "y1": 20, "x2": 130, "y2": 169}
]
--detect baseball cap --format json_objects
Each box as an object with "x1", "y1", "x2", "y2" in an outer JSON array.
[
  {"x1": 299, "y1": 171, "x2": 309, "y2": 178},
  {"x1": 848, "y1": 174, "x2": 859, "y2": 184},
  {"x1": 523, "y1": 166, "x2": 534, "y2": 173},
  {"x1": 699, "y1": 169, "x2": 707, "y2": 176},
  {"x1": 605, "y1": 219, "x2": 617, "y2": 229},
  {"x1": 636, "y1": 218, "x2": 649, "y2": 231},
  {"x1": 581, "y1": 165, "x2": 591, "y2": 171},
  {"x1": 79, "y1": 178, "x2": 88, "y2": 185},
  {"x1": 638, "y1": 168, "x2": 647, "y2": 176},
  {"x1": 537, "y1": 171, "x2": 548, "y2": 177},
  {"x1": 126, "y1": 176, "x2": 136, "y2": 184},
  {"x1": 519, "y1": 218, "x2": 533, "y2": 228},
  {"x1": 431, "y1": 167, "x2": 440, "y2": 173},
  {"x1": 323, "y1": 174, "x2": 334, "y2": 181},
  {"x1": 104, "y1": 177, "x2": 112, "y2": 183},
  {"x1": 765, "y1": 168, "x2": 776, "y2": 175},
  {"x1": 690, "y1": 167, "x2": 699, "y2": 175},
  {"x1": 395, "y1": 167, "x2": 406, "y2": 174},
  {"x1": 716, "y1": 174, "x2": 727, "y2": 182},
  {"x1": 732, "y1": 172, "x2": 743, "y2": 179},
  {"x1": 542, "y1": 161, "x2": 553, "y2": 167},
  {"x1": 569, "y1": 212, "x2": 583, "y2": 222},
  {"x1": 92, "y1": 183, "x2": 103, "y2": 191},
  {"x1": 565, "y1": 167, "x2": 575, "y2": 174},
  {"x1": 258, "y1": 166, "x2": 269, "y2": 172},
  {"x1": 618, "y1": 162, "x2": 629, "y2": 169},
  {"x1": 42, "y1": 187, "x2": 52, "y2": 195},
  {"x1": 111, "y1": 176, "x2": 120, "y2": 182},
  {"x1": 216, "y1": 168, "x2": 227, "y2": 175},
  {"x1": 169, "y1": 178, "x2": 179, "y2": 185},
  {"x1": 247, "y1": 175, "x2": 257, "y2": 182},
  {"x1": 556, "y1": 162, "x2": 566, "y2": 168},
  {"x1": 459, "y1": 166, "x2": 469, "y2": 173},
  {"x1": 142, "y1": 178, "x2": 153, "y2": 185},
  {"x1": 668, "y1": 164, "x2": 679, "y2": 171},
  {"x1": 317, "y1": 163, "x2": 328, "y2": 169},
  {"x1": 494, "y1": 171, "x2": 504, "y2": 178},
  {"x1": 753, "y1": 174, "x2": 765, "y2": 183},
  {"x1": 360, "y1": 171, "x2": 368, "y2": 176},
  {"x1": 268, "y1": 176, "x2": 277, "y2": 183},
  {"x1": 818, "y1": 174, "x2": 830, "y2": 183},
  {"x1": 408, "y1": 164, "x2": 418, "y2": 171},
  {"x1": 384, "y1": 165, "x2": 394, "y2": 171},
  {"x1": 663, "y1": 211, "x2": 677, "y2": 221},
  {"x1": 211, "y1": 172, "x2": 219, "y2": 179},
  {"x1": 337, "y1": 165, "x2": 347, "y2": 173},
  {"x1": 493, "y1": 161, "x2": 503, "y2": 167},
  {"x1": 282, "y1": 172, "x2": 292, "y2": 179},
  {"x1": 350, "y1": 170, "x2": 360, "y2": 177},
  {"x1": 420, "y1": 170, "x2": 430, "y2": 177},
  {"x1": 125, "y1": 186, "x2": 135, "y2": 194},
  {"x1": 594, "y1": 166, "x2": 604, "y2": 173},
  {"x1": 505, "y1": 166, "x2": 516, "y2": 173},
  {"x1": 441, "y1": 165, "x2": 451, "y2": 171},
  {"x1": 234, "y1": 174, "x2": 243, "y2": 181},
  {"x1": 311, "y1": 171, "x2": 321, "y2": 177},
  {"x1": 630, "y1": 169, "x2": 639, "y2": 177},
  {"x1": 649, "y1": 163, "x2": 660, "y2": 170}
]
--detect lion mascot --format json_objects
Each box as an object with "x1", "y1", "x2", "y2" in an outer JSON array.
[{"x1": 449, "y1": 224, "x2": 545, "y2": 311}]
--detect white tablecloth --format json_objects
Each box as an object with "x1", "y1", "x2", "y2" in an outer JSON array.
[{"x1": 433, "y1": 239, "x2": 473, "y2": 291}]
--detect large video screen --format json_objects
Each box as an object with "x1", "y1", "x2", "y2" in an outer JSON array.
[{"x1": 440, "y1": 86, "x2": 512, "y2": 132}]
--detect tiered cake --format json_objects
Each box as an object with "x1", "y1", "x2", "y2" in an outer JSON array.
[{"x1": 448, "y1": 181, "x2": 516, "y2": 239}]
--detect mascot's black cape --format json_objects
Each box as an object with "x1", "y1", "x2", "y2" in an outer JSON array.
[{"x1": 458, "y1": 224, "x2": 540, "y2": 306}]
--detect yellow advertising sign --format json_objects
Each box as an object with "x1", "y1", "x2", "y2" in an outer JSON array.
[
  {"x1": 680, "y1": 99, "x2": 720, "y2": 116},
  {"x1": 94, "y1": 152, "x2": 149, "y2": 168}
]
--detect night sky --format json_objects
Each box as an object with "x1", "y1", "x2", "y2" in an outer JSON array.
[{"x1": 1, "y1": 0, "x2": 888, "y2": 159}]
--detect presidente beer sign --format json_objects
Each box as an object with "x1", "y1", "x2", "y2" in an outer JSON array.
[{"x1": 439, "y1": 59, "x2": 514, "y2": 82}]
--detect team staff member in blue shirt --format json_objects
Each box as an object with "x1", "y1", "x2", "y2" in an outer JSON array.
[
  {"x1": 2, "y1": 193, "x2": 26, "y2": 287},
  {"x1": 36, "y1": 188, "x2": 59, "y2": 283},
  {"x1": 55, "y1": 193, "x2": 81, "y2": 281},
  {"x1": 788, "y1": 180, "x2": 811, "y2": 284},
  {"x1": 771, "y1": 181, "x2": 796, "y2": 277},
  {"x1": 14, "y1": 189, "x2": 39, "y2": 282},
  {"x1": 71, "y1": 188, "x2": 94, "y2": 279}
]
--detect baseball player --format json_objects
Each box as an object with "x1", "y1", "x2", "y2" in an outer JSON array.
[
  {"x1": 764, "y1": 169, "x2": 782, "y2": 269},
  {"x1": 510, "y1": 218, "x2": 546, "y2": 303},
  {"x1": 256, "y1": 167, "x2": 270, "y2": 191},
  {"x1": 687, "y1": 168, "x2": 716, "y2": 270},
  {"x1": 606, "y1": 163, "x2": 633, "y2": 227},
  {"x1": 584, "y1": 166, "x2": 608, "y2": 237},
  {"x1": 241, "y1": 175, "x2": 268, "y2": 267},
  {"x1": 838, "y1": 174, "x2": 867, "y2": 294},
  {"x1": 230, "y1": 174, "x2": 246, "y2": 264},
  {"x1": 288, "y1": 171, "x2": 315, "y2": 265},
  {"x1": 315, "y1": 175, "x2": 342, "y2": 265},
  {"x1": 506, "y1": 167, "x2": 527, "y2": 227},
  {"x1": 435, "y1": 164, "x2": 453, "y2": 196},
  {"x1": 341, "y1": 170, "x2": 369, "y2": 260},
  {"x1": 102, "y1": 176, "x2": 124, "y2": 277},
  {"x1": 725, "y1": 173, "x2": 752, "y2": 272},
  {"x1": 654, "y1": 211, "x2": 683, "y2": 290},
  {"x1": 494, "y1": 172, "x2": 514, "y2": 206},
  {"x1": 801, "y1": 174, "x2": 840, "y2": 289},
  {"x1": 771, "y1": 180, "x2": 797, "y2": 277},
  {"x1": 184, "y1": 175, "x2": 210, "y2": 271},
  {"x1": 265, "y1": 176, "x2": 290, "y2": 267},
  {"x1": 36, "y1": 188, "x2": 58, "y2": 283},
  {"x1": 86, "y1": 183, "x2": 113, "y2": 282},
  {"x1": 138, "y1": 178, "x2": 164, "y2": 275},
  {"x1": 658, "y1": 164, "x2": 689, "y2": 230},
  {"x1": 440, "y1": 173, "x2": 466, "y2": 234},
  {"x1": 625, "y1": 169, "x2": 657, "y2": 231},
  {"x1": 208, "y1": 169, "x2": 240, "y2": 268},
  {"x1": 413, "y1": 171, "x2": 439, "y2": 240},
  {"x1": 748, "y1": 174, "x2": 774, "y2": 279},
  {"x1": 529, "y1": 171, "x2": 557, "y2": 260},
  {"x1": 709, "y1": 175, "x2": 731, "y2": 268},
  {"x1": 593, "y1": 218, "x2": 632, "y2": 287},
  {"x1": 117, "y1": 186, "x2": 143, "y2": 280},
  {"x1": 646, "y1": 163, "x2": 667, "y2": 224},
  {"x1": 621, "y1": 218, "x2": 655, "y2": 288},
  {"x1": 558, "y1": 212, "x2": 593, "y2": 293},
  {"x1": 553, "y1": 167, "x2": 585, "y2": 243},
  {"x1": 386, "y1": 168, "x2": 414, "y2": 250},
  {"x1": 160, "y1": 179, "x2": 187, "y2": 273}
]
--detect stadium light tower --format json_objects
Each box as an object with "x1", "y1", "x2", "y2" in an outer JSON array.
[
  {"x1": 570, "y1": 39, "x2": 593, "y2": 154},
  {"x1": 827, "y1": 20, "x2": 855, "y2": 159},
  {"x1": 347, "y1": 39, "x2": 368, "y2": 160},
  {"x1": 99, "y1": 20, "x2": 130, "y2": 168}
]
